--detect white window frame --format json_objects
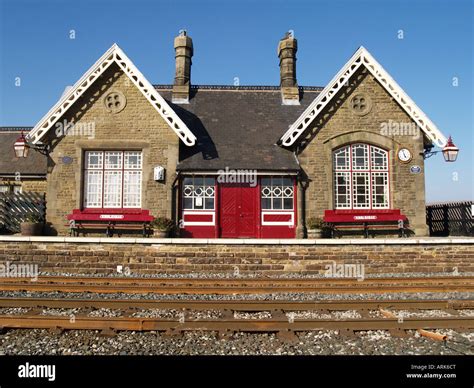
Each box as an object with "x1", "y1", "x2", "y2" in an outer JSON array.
[
  {"x1": 83, "y1": 150, "x2": 142, "y2": 209},
  {"x1": 182, "y1": 176, "x2": 215, "y2": 210},
  {"x1": 333, "y1": 143, "x2": 390, "y2": 210},
  {"x1": 261, "y1": 177, "x2": 294, "y2": 211}
]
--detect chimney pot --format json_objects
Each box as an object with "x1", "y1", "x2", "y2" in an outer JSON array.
[
  {"x1": 173, "y1": 31, "x2": 193, "y2": 103},
  {"x1": 278, "y1": 32, "x2": 299, "y2": 105}
]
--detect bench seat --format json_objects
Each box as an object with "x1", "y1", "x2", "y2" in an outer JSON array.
[
  {"x1": 67, "y1": 209, "x2": 154, "y2": 237},
  {"x1": 324, "y1": 209, "x2": 409, "y2": 238}
]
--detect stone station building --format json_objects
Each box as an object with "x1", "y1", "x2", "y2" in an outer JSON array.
[{"x1": 10, "y1": 32, "x2": 452, "y2": 238}]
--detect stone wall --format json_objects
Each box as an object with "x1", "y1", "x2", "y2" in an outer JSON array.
[
  {"x1": 0, "y1": 179, "x2": 46, "y2": 193},
  {"x1": 21, "y1": 179, "x2": 47, "y2": 193},
  {"x1": 0, "y1": 239, "x2": 472, "y2": 275},
  {"x1": 44, "y1": 63, "x2": 178, "y2": 235},
  {"x1": 297, "y1": 67, "x2": 428, "y2": 236}
]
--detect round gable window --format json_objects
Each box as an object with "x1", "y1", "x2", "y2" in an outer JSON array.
[
  {"x1": 350, "y1": 94, "x2": 372, "y2": 116},
  {"x1": 104, "y1": 91, "x2": 126, "y2": 113}
]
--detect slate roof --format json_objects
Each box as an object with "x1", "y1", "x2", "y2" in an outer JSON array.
[
  {"x1": 1, "y1": 86, "x2": 323, "y2": 174},
  {"x1": 156, "y1": 86, "x2": 322, "y2": 172},
  {"x1": 0, "y1": 128, "x2": 47, "y2": 176}
]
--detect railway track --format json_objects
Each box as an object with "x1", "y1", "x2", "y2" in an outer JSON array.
[
  {"x1": 0, "y1": 276, "x2": 471, "y2": 341},
  {"x1": 0, "y1": 297, "x2": 472, "y2": 338},
  {"x1": 1, "y1": 315, "x2": 472, "y2": 333},
  {"x1": 0, "y1": 296, "x2": 472, "y2": 311},
  {"x1": 0, "y1": 275, "x2": 472, "y2": 294}
]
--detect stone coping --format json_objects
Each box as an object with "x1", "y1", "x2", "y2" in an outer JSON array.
[{"x1": 0, "y1": 236, "x2": 473, "y2": 245}]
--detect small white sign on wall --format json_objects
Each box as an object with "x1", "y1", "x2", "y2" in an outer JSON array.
[{"x1": 154, "y1": 166, "x2": 165, "y2": 181}]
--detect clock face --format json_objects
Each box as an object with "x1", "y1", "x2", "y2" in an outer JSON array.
[{"x1": 398, "y1": 148, "x2": 412, "y2": 163}]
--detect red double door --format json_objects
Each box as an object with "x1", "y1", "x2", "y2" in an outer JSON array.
[{"x1": 219, "y1": 183, "x2": 258, "y2": 238}]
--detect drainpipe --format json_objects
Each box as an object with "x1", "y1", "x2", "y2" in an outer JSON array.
[
  {"x1": 171, "y1": 171, "x2": 180, "y2": 237},
  {"x1": 293, "y1": 151, "x2": 307, "y2": 239}
]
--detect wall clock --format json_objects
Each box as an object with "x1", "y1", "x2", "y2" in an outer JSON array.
[{"x1": 397, "y1": 148, "x2": 412, "y2": 163}]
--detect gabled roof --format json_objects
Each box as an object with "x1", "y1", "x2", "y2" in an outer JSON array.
[
  {"x1": 27, "y1": 44, "x2": 197, "y2": 146},
  {"x1": 156, "y1": 86, "x2": 322, "y2": 171},
  {"x1": 279, "y1": 46, "x2": 448, "y2": 148}
]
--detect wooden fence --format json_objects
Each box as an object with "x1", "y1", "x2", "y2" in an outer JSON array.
[
  {"x1": 0, "y1": 192, "x2": 46, "y2": 234},
  {"x1": 426, "y1": 201, "x2": 473, "y2": 236}
]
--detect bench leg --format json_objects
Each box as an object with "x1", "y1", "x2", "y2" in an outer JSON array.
[{"x1": 399, "y1": 227, "x2": 406, "y2": 238}]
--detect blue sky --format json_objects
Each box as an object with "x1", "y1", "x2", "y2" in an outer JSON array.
[{"x1": 0, "y1": 0, "x2": 472, "y2": 202}]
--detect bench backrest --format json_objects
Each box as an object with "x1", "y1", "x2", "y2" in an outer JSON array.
[
  {"x1": 67, "y1": 209, "x2": 154, "y2": 222},
  {"x1": 324, "y1": 209, "x2": 407, "y2": 223}
]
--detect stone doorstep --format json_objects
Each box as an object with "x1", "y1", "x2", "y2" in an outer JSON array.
[{"x1": 0, "y1": 236, "x2": 473, "y2": 245}]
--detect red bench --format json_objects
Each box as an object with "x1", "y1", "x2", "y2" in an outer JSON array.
[
  {"x1": 67, "y1": 209, "x2": 154, "y2": 237},
  {"x1": 324, "y1": 209, "x2": 408, "y2": 238}
]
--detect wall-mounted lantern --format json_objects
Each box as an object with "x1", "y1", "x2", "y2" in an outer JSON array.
[
  {"x1": 13, "y1": 132, "x2": 49, "y2": 158},
  {"x1": 441, "y1": 136, "x2": 459, "y2": 162},
  {"x1": 13, "y1": 132, "x2": 29, "y2": 158},
  {"x1": 423, "y1": 136, "x2": 459, "y2": 162}
]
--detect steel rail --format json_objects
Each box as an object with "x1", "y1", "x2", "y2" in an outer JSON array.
[
  {"x1": 0, "y1": 283, "x2": 472, "y2": 294},
  {"x1": 0, "y1": 276, "x2": 472, "y2": 294},
  {"x1": 0, "y1": 297, "x2": 472, "y2": 311},
  {"x1": 0, "y1": 275, "x2": 471, "y2": 285},
  {"x1": 0, "y1": 314, "x2": 472, "y2": 332}
]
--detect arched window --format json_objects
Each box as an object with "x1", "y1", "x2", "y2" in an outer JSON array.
[{"x1": 333, "y1": 143, "x2": 389, "y2": 209}]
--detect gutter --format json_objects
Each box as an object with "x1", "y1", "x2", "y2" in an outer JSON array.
[
  {"x1": 0, "y1": 174, "x2": 46, "y2": 179},
  {"x1": 293, "y1": 150, "x2": 301, "y2": 170},
  {"x1": 174, "y1": 170, "x2": 300, "y2": 175}
]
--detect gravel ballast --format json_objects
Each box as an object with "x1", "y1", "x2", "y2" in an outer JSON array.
[
  {"x1": 0, "y1": 328, "x2": 472, "y2": 356},
  {"x1": 0, "y1": 290, "x2": 472, "y2": 301},
  {"x1": 0, "y1": 291, "x2": 472, "y2": 355},
  {"x1": 0, "y1": 272, "x2": 471, "y2": 356}
]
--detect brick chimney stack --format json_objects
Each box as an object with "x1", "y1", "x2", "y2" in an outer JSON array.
[
  {"x1": 278, "y1": 31, "x2": 299, "y2": 105},
  {"x1": 172, "y1": 30, "x2": 193, "y2": 103}
]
